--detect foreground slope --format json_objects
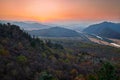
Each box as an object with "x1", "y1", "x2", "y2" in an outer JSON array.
[{"x1": 0, "y1": 23, "x2": 65, "y2": 80}]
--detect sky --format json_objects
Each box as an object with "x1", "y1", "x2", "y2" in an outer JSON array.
[{"x1": 0, "y1": 0, "x2": 120, "y2": 22}]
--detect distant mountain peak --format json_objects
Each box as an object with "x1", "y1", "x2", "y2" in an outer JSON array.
[
  {"x1": 101, "y1": 21, "x2": 116, "y2": 25},
  {"x1": 83, "y1": 22, "x2": 120, "y2": 39},
  {"x1": 50, "y1": 26, "x2": 70, "y2": 30},
  {"x1": 50, "y1": 26, "x2": 64, "y2": 29},
  {"x1": 102, "y1": 21, "x2": 112, "y2": 23}
]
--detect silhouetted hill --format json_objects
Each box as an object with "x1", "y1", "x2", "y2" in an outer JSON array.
[
  {"x1": 28, "y1": 27, "x2": 81, "y2": 37},
  {"x1": 83, "y1": 22, "x2": 120, "y2": 39},
  {"x1": 0, "y1": 23, "x2": 65, "y2": 80}
]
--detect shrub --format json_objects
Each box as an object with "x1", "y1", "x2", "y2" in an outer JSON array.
[
  {"x1": 0, "y1": 48, "x2": 9, "y2": 56},
  {"x1": 38, "y1": 71, "x2": 58, "y2": 80},
  {"x1": 87, "y1": 74, "x2": 96, "y2": 80},
  {"x1": 17, "y1": 55, "x2": 27, "y2": 63}
]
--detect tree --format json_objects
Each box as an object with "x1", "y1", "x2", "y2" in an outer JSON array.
[
  {"x1": 0, "y1": 48, "x2": 9, "y2": 56},
  {"x1": 38, "y1": 71, "x2": 58, "y2": 80},
  {"x1": 87, "y1": 74, "x2": 96, "y2": 80},
  {"x1": 17, "y1": 55, "x2": 27, "y2": 63},
  {"x1": 97, "y1": 62, "x2": 117, "y2": 80}
]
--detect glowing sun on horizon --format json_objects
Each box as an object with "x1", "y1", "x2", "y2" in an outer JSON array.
[{"x1": 26, "y1": 1, "x2": 62, "y2": 22}]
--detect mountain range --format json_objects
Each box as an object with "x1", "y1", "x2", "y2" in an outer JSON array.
[
  {"x1": 83, "y1": 22, "x2": 120, "y2": 39},
  {"x1": 0, "y1": 20, "x2": 51, "y2": 30},
  {"x1": 1, "y1": 20, "x2": 120, "y2": 39}
]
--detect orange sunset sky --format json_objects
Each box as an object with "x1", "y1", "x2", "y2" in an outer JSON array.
[{"x1": 0, "y1": 0, "x2": 120, "y2": 22}]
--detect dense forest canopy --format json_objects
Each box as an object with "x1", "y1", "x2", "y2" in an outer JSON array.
[{"x1": 0, "y1": 23, "x2": 120, "y2": 80}]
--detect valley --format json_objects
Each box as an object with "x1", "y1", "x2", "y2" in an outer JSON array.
[
  {"x1": 0, "y1": 0, "x2": 120, "y2": 80},
  {"x1": 85, "y1": 34, "x2": 120, "y2": 48}
]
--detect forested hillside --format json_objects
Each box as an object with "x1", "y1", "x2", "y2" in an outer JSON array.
[{"x1": 0, "y1": 23, "x2": 120, "y2": 80}]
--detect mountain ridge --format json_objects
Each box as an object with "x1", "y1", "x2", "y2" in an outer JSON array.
[
  {"x1": 28, "y1": 26, "x2": 82, "y2": 37},
  {"x1": 0, "y1": 20, "x2": 51, "y2": 30},
  {"x1": 83, "y1": 21, "x2": 120, "y2": 39}
]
